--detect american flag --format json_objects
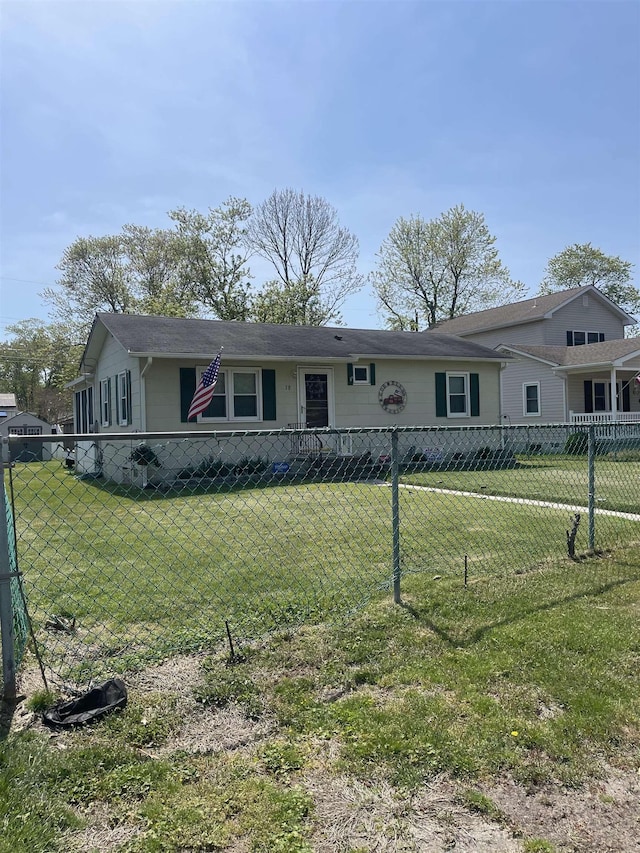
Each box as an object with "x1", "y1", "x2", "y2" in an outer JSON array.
[{"x1": 188, "y1": 351, "x2": 222, "y2": 420}]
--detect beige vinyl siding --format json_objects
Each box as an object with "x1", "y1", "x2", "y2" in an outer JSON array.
[
  {"x1": 334, "y1": 359, "x2": 501, "y2": 427},
  {"x1": 143, "y1": 358, "x2": 503, "y2": 431},
  {"x1": 500, "y1": 359, "x2": 566, "y2": 424},
  {"x1": 146, "y1": 361, "x2": 298, "y2": 431},
  {"x1": 94, "y1": 334, "x2": 140, "y2": 431}
]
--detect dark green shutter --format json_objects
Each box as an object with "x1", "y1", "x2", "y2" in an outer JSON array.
[
  {"x1": 623, "y1": 381, "x2": 631, "y2": 412},
  {"x1": 180, "y1": 368, "x2": 197, "y2": 422},
  {"x1": 435, "y1": 372, "x2": 447, "y2": 417},
  {"x1": 470, "y1": 373, "x2": 480, "y2": 417},
  {"x1": 369, "y1": 363, "x2": 376, "y2": 385},
  {"x1": 566, "y1": 331, "x2": 573, "y2": 346},
  {"x1": 126, "y1": 369, "x2": 132, "y2": 425},
  {"x1": 584, "y1": 380, "x2": 593, "y2": 413},
  {"x1": 116, "y1": 373, "x2": 122, "y2": 426},
  {"x1": 107, "y1": 377, "x2": 112, "y2": 426},
  {"x1": 262, "y1": 369, "x2": 276, "y2": 420},
  {"x1": 347, "y1": 363, "x2": 354, "y2": 385}
]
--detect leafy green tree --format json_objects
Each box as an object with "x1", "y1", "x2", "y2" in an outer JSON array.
[
  {"x1": 246, "y1": 188, "x2": 363, "y2": 324},
  {"x1": 44, "y1": 235, "x2": 134, "y2": 333},
  {"x1": 252, "y1": 278, "x2": 328, "y2": 325},
  {"x1": 170, "y1": 197, "x2": 253, "y2": 321},
  {"x1": 121, "y1": 224, "x2": 197, "y2": 318},
  {"x1": 539, "y1": 243, "x2": 639, "y2": 314},
  {"x1": 44, "y1": 227, "x2": 199, "y2": 336},
  {"x1": 0, "y1": 320, "x2": 81, "y2": 421},
  {"x1": 371, "y1": 204, "x2": 525, "y2": 329}
]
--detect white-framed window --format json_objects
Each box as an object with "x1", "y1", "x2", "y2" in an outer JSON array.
[
  {"x1": 7, "y1": 426, "x2": 42, "y2": 435},
  {"x1": 593, "y1": 381, "x2": 607, "y2": 412},
  {"x1": 567, "y1": 330, "x2": 605, "y2": 346},
  {"x1": 447, "y1": 373, "x2": 469, "y2": 417},
  {"x1": 523, "y1": 382, "x2": 540, "y2": 416},
  {"x1": 352, "y1": 365, "x2": 370, "y2": 385},
  {"x1": 100, "y1": 378, "x2": 112, "y2": 427},
  {"x1": 117, "y1": 370, "x2": 131, "y2": 426},
  {"x1": 198, "y1": 368, "x2": 261, "y2": 422}
]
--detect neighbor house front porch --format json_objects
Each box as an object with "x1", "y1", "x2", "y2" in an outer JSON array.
[{"x1": 570, "y1": 411, "x2": 640, "y2": 425}]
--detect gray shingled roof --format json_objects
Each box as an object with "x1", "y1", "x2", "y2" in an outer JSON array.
[
  {"x1": 500, "y1": 339, "x2": 640, "y2": 367},
  {"x1": 429, "y1": 286, "x2": 635, "y2": 337},
  {"x1": 92, "y1": 313, "x2": 507, "y2": 361}
]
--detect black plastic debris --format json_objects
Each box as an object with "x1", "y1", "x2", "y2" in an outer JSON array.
[{"x1": 43, "y1": 678, "x2": 127, "y2": 728}]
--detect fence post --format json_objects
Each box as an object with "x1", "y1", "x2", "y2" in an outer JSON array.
[
  {"x1": 588, "y1": 424, "x2": 595, "y2": 551},
  {"x1": 391, "y1": 428, "x2": 401, "y2": 603},
  {"x1": 0, "y1": 458, "x2": 16, "y2": 700}
]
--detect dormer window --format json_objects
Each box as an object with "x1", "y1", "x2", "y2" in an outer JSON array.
[{"x1": 566, "y1": 330, "x2": 605, "y2": 346}]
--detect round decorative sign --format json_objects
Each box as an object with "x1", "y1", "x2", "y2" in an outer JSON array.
[{"x1": 378, "y1": 381, "x2": 407, "y2": 413}]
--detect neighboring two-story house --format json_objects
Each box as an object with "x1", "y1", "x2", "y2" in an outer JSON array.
[{"x1": 431, "y1": 285, "x2": 640, "y2": 427}]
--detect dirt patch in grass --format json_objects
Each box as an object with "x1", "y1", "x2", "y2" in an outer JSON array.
[
  {"x1": 306, "y1": 772, "x2": 521, "y2": 852},
  {"x1": 485, "y1": 766, "x2": 640, "y2": 853},
  {"x1": 66, "y1": 803, "x2": 142, "y2": 853},
  {"x1": 128, "y1": 655, "x2": 273, "y2": 756},
  {"x1": 153, "y1": 702, "x2": 273, "y2": 756}
]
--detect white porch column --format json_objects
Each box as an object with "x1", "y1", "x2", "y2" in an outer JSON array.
[{"x1": 610, "y1": 367, "x2": 618, "y2": 421}]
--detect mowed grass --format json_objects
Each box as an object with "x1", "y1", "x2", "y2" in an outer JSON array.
[
  {"x1": 8, "y1": 461, "x2": 640, "y2": 680},
  {"x1": 401, "y1": 454, "x2": 640, "y2": 515},
  {"x1": 2, "y1": 547, "x2": 640, "y2": 853}
]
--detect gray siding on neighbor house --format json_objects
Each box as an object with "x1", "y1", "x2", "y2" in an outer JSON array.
[
  {"x1": 500, "y1": 359, "x2": 566, "y2": 425},
  {"x1": 462, "y1": 320, "x2": 547, "y2": 349},
  {"x1": 566, "y1": 364, "x2": 640, "y2": 418},
  {"x1": 462, "y1": 298, "x2": 627, "y2": 350},
  {"x1": 540, "y1": 296, "x2": 627, "y2": 345}
]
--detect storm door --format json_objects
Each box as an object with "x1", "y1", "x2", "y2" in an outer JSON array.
[{"x1": 298, "y1": 369, "x2": 334, "y2": 427}]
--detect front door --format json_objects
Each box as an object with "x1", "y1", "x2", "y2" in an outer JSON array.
[{"x1": 298, "y1": 369, "x2": 334, "y2": 427}]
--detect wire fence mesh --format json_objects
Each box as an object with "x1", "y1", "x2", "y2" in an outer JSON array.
[{"x1": 3, "y1": 422, "x2": 640, "y2": 692}]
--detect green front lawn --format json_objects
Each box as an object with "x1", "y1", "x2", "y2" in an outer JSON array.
[
  {"x1": 3, "y1": 546, "x2": 640, "y2": 852},
  {"x1": 401, "y1": 454, "x2": 640, "y2": 514},
  {"x1": 7, "y1": 460, "x2": 639, "y2": 682}
]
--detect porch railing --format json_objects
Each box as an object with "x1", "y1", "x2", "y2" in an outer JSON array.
[
  {"x1": 287, "y1": 423, "x2": 325, "y2": 456},
  {"x1": 570, "y1": 412, "x2": 640, "y2": 425}
]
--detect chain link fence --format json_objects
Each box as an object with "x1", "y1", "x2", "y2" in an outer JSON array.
[{"x1": 2, "y1": 422, "x2": 639, "y2": 693}]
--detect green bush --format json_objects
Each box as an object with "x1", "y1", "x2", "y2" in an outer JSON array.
[
  {"x1": 564, "y1": 432, "x2": 589, "y2": 455},
  {"x1": 177, "y1": 456, "x2": 235, "y2": 479}
]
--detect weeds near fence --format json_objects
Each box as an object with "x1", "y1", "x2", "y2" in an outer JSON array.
[{"x1": 3, "y1": 546, "x2": 640, "y2": 852}]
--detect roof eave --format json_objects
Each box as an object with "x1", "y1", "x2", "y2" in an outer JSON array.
[
  {"x1": 496, "y1": 346, "x2": 561, "y2": 367},
  {"x1": 128, "y1": 351, "x2": 509, "y2": 363}
]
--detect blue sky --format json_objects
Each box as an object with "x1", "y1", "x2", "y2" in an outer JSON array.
[{"x1": 1, "y1": 0, "x2": 639, "y2": 336}]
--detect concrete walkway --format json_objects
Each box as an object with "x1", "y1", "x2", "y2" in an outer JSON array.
[{"x1": 397, "y1": 483, "x2": 640, "y2": 522}]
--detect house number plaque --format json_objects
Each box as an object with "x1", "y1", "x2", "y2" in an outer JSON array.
[{"x1": 378, "y1": 381, "x2": 407, "y2": 413}]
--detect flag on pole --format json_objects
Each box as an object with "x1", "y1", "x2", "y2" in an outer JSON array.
[{"x1": 188, "y1": 350, "x2": 222, "y2": 421}]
